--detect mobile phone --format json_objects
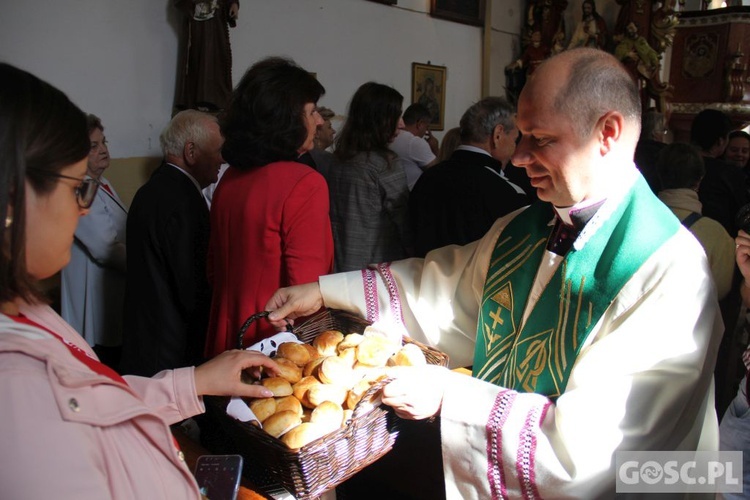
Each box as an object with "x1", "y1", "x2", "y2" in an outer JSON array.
[{"x1": 194, "y1": 454, "x2": 243, "y2": 500}]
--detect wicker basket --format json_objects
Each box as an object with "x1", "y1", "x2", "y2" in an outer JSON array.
[{"x1": 206, "y1": 308, "x2": 449, "y2": 499}]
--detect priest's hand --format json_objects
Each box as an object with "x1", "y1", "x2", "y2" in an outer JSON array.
[
  {"x1": 265, "y1": 282, "x2": 324, "y2": 329},
  {"x1": 382, "y1": 365, "x2": 449, "y2": 420}
]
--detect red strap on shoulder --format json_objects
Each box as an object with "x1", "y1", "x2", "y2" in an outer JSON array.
[{"x1": 11, "y1": 314, "x2": 127, "y2": 385}]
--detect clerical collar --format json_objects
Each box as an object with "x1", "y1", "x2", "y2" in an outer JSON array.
[{"x1": 553, "y1": 197, "x2": 607, "y2": 229}]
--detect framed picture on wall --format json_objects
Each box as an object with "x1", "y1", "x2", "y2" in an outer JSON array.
[
  {"x1": 411, "y1": 62, "x2": 446, "y2": 131},
  {"x1": 430, "y1": 0, "x2": 485, "y2": 27}
]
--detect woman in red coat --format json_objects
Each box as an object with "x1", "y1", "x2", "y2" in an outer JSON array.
[{"x1": 205, "y1": 57, "x2": 334, "y2": 357}]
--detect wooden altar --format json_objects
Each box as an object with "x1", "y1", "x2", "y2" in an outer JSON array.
[{"x1": 667, "y1": 6, "x2": 750, "y2": 142}]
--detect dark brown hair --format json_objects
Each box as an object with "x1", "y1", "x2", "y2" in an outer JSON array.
[
  {"x1": 0, "y1": 63, "x2": 89, "y2": 302},
  {"x1": 334, "y1": 82, "x2": 403, "y2": 163},
  {"x1": 221, "y1": 57, "x2": 325, "y2": 169}
]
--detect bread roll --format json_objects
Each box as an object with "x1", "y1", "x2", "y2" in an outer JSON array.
[
  {"x1": 307, "y1": 383, "x2": 348, "y2": 407},
  {"x1": 302, "y1": 343, "x2": 320, "y2": 361},
  {"x1": 337, "y1": 332, "x2": 365, "y2": 352},
  {"x1": 356, "y1": 336, "x2": 398, "y2": 367},
  {"x1": 277, "y1": 342, "x2": 311, "y2": 367},
  {"x1": 261, "y1": 376, "x2": 293, "y2": 397},
  {"x1": 273, "y1": 357, "x2": 303, "y2": 384},
  {"x1": 337, "y1": 347, "x2": 357, "y2": 367},
  {"x1": 351, "y1": 363, "x2": 379, "y2": 383},
  {"x1": 262, "y1": 410, "x2": 301, "y2": 438},
  {"x1": 318, "y1": 356, "x2": 354, "y2": 387},
  {"x1": 302, "y1": 356, "x2": 326, "y2": 378},
  {"x1": 313, "y1": 330, "x2": 344, "y2": 356},
  {"x1": 275, "y1": 395, "x2": 303, "y2": 418},
  {"x1": 249, "y1": 397, "x2": 277, "y2": 423},
  {"x1": 345, "y1": 378, "x2": 373, "y2": 410},
  {"x1": 362, "y1": 324, "x2": 401, "y2": 343},
  {"x1": 281, "y1": 422, "x2": 328, "y2": 449},
  {"x1": 310, "y1": 400, "x2": 345, "y2": 433},
  {"x1": 293, "y1": 376, "x2": 321, "y2": 409},
  {"x1": 387, "y1": 343, "x2": 427, "y2": 367}
]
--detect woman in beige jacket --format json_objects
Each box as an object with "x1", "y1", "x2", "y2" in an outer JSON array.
[{"x1": 0, "y1": 62, "x2": 278, "y2": 499}]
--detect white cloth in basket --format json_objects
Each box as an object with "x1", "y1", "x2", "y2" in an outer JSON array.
[{"x1": 226, "y1": 331, "x2": 302, "y2": 423}]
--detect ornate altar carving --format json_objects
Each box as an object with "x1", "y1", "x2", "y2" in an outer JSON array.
[
  {"x1": 613, "y1": 0, "x2": 678, "y2": 114},
  {"x1": 667, "y1": 7, "x2": 750, "y2": 142}
]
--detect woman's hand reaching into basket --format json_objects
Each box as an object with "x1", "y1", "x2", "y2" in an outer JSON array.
[
  {"x1": 265, "y1": 282, "x2": 324, "y2": 329},
  {"x1": 194, "y1": 349, "x2": 281, "y2": 398}
]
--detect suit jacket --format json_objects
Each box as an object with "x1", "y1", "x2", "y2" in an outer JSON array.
[
  {"x1": 409, "y1": 149, "x2": 531, "y2": 257},
  {"x1": 698, "y1": 156, "x2": 748, "y2": 236},
  {"x1": 121, "y1": 164, "x2": 211, "y2": 376},
  {"x1": 60, "y1": 176, "x2": 127, "y2": 347}
]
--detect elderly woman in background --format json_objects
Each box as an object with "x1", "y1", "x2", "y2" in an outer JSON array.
[
  {"x1": 324, "y1": 82, "x2": 412, "y2": 272},
  {"x1": 60, "y1": 113, "x2": 127, "y2": 368},
  {"x1": 205, "y1": 57, "x2": 334, "y2": 357},
  {"x1": 0, "y1": 62, "x2": 278, "y2": 499}
]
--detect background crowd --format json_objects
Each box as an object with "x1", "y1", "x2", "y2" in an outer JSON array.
[{"x1": 3, "y1": 39, "x2": 750, "y2": 496}]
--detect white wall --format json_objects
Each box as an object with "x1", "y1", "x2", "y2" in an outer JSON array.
[{"x1": 0, "y1": 0, "x2": 524, "y2": 159}]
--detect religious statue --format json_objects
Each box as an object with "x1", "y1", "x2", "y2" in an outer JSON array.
[
  {"x1": 174, "y1": 0, "x2": 239, "y2": 113},
  {"x1": 506, "y1": 31, "x2": 551, "y2": 77},
  {"x1": 615, "y1": 21, "x2": 661, "y2": 83},
  {"x1": 525, "y1": 0, "x2": 567, "y2": 51},
  {"x1": 567, "y1": 0, "x2": 609, "y2": 51}
]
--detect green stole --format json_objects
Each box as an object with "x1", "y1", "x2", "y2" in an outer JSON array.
[{"x1": 473, "y1": 176, "x2": 679, "y2": 399}]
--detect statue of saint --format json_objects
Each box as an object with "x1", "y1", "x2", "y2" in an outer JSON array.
[
  {"x1": 567, "y1": 0, "x2": 609, "y2": 51},
  {"x1": 525, "y1": 0, "x2": 567, "y2": 50},
  {"x1": 174, "y1": 0, "x2": 239, "y2": 112},
  {"x1": 615, "y1": 21, "x2": 661, "y2": 82},
  {"x1": 506, "y1": 31, "x2": 551, "y2": 77}
]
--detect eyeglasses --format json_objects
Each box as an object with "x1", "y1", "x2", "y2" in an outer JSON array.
[{"x1": 27, "y1": 169, "x2": 100, "y2": 209}]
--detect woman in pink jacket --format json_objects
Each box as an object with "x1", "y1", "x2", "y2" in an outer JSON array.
[{"x1": 0, "y1": 63, "x2": 279, "y2": 499}]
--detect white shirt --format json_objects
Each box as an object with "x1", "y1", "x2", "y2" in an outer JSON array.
[{"x1": 389, "y1": 129, "x2": 436, "y2": 190}]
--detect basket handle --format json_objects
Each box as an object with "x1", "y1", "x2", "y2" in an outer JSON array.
[
  {"x1": 237, "y1": 311, "x2": 294, "y2": 350},
  {"x1": 349, "y1": 376, "x2": 394, "y2": 422}
]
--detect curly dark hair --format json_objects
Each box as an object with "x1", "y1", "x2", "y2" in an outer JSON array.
[
  {"x1": 0, "y1": 63, "x2": 89, "y2": 302},
  {"x1": 334, "y1": 82, "x2": 403, "y2": 163},
  {"x1": 221, "y1": 57, "x2": 325, "y2": 169}
]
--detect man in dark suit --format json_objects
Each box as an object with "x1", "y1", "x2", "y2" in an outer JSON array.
[
  {"x1": 121, "y1": 110, "x2": 224, "y2": 376},
  {"x1": 409, "y1": 97, "x2": 531, "y2": 257},
  {"x1": 691, "y1": 108, "x2": 748, "y2": 236}
]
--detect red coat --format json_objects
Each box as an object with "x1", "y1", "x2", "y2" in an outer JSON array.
[{"x1": 205, "y1": 162, "x2": 333, "y2": 357}]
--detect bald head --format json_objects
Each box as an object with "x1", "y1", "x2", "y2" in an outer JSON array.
[
  {"x1": 527, "y1": 48, "x2": 641, "y2": 140},
  {"x1": 512, "y1": 49, "x2": 643, "y2": 207}
]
